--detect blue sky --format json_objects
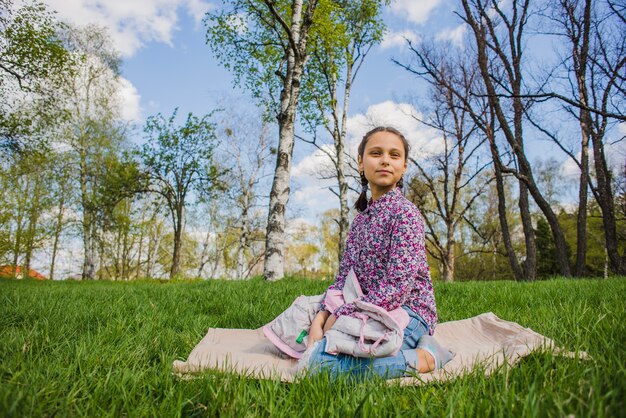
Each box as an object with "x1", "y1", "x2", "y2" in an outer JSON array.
[
  {"x1": 43, "y1": 0, "x2": 458, "y2": 121},
  {"x1": 39, "y1": 0, "x2": 625, "y2": 225},
  {"x1": 29, "y1": 0, "x2": 626, "y2": 278},
  {"x1": 39, "y1": 0, "x2": 477, "y2": 221}
]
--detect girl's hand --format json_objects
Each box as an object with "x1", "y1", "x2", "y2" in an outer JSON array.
[
  {"x1": 307, "y1": 310, "x2": 330, "y2": 346},
  {"x1": 307, "y1": 323, "x2": 324, "y2": 346},
  {"x1": 322, "y1": 314, "x2": 337, "y2": 333}
]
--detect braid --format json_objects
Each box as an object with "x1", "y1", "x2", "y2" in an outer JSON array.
[
  {"x1": 355, "y1": 171, "x2": 369, "y2": 212},
  {"x1": 397, "y1": 176, "x2": 404, "y2": 190}
]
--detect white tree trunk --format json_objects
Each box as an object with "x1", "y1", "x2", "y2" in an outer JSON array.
[
  {"x1": 336, "y1": 59, "x2": 353, "y2": 261},
  {"x1": 264, "y1": 114, "x2": 297, "y2": 281},
  {"x1": 80, "y1": 150, "x2": 96, "y2": 280},
  {"x1": 237, "y1": 200, "x2": 249, "y2": 280},
  {"x1": 263, "y1": 0, "x2": 314, "y2": 281}
]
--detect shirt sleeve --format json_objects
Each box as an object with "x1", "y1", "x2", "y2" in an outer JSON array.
[
  {"x1": 319, "y1": 218, "x2": 359, "y2": 312},
  {"x1": 335, "y1": 208, "x2": 427, "y2": 316}
]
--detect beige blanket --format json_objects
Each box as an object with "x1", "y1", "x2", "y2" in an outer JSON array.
[{"x1": 172, "y1": 312, "x2": 581, "y2": 384}]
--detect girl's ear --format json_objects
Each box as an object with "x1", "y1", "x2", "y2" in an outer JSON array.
[{"x1": 358, "y1": 155, "x2": 363, "y2": 172}]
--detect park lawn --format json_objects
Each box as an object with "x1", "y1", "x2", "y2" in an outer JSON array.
[{"x1": 0, "y1": 277, "x2": 624, "y2": 417}]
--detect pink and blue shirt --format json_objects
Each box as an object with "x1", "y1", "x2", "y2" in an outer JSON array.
[{"x1": 322, "y1": 187, "x2": 438, "y2": 334}]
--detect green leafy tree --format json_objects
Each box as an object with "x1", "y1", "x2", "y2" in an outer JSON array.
[
  {"x1": 154, "y1": 230, "x2": 203, "y2": 279},
  {"x1": 0, "y1": 149, "x2": 55, "y2": 276},
  {"x1": 535, "y1": 217, "x2": 560, "y2": 278},
  {"x1": 317, "y1": 208, "x2": 340, "y2": 278},
  {"x1": 47, "y1": 24, "x2": 127, "y2": 280},
  {"x1": 285, "y1": 221, "x2": 320, "y2": 278},
  {"x1": 560, "y1": 199, "x2": 625, "y2": 278},
  {"x1": 94, "y1": 154, "x2": 146, "y2": 280},
  {"x1": 0, "y1": 210, "x2": 9, "y2": 264},
  {"x1": 299, "y1": 0, "x2": 386, "y2": 264},
  {"x1": 205, "y1": 0, "x2": 324, "y2": 281},
  {"x1": 48, "y1": 150, "x2": 74, "y2": 280},
  {"x1": 141, "y1": 109, "x2": 224, "y2": 279},
  {"x1": 139, "y1": 198, "x2": 169, "y2": 279},
  {"x1": 0, "y1": 0, "x2": 70, "y2": 151}
]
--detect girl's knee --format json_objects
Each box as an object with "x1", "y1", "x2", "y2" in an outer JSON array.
[
  {"x1": 402, "y1": 317, "x2": 429, "y2": 349},
  {"x1": 306, "y1": 338, "x2": 342, "y2": 376}
]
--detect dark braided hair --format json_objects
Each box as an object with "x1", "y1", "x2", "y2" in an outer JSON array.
[{"x1": 354, "y1": 126, "x2": 410, "y2": 212}]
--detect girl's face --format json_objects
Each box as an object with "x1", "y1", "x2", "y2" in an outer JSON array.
[{"x1": 358, "y1": 131, "x2": 408, "y2": 199}]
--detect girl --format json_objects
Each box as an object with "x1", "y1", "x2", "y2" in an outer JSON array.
[{"x1": 305, "y1": 126, "x2": 452, "y2": 378}]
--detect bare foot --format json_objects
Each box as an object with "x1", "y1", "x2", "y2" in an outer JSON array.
[{"x1": 416, "y1": 348, "x2": 435, "y2": 373}]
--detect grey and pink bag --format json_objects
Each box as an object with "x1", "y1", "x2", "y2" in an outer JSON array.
[{"x1": 263, "y1": 268, "x2": 410, "y2": 359}]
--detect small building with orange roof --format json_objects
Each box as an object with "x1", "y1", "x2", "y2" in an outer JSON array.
[{"x1": 0, "y1": 265, "x2": 47, "y2": 280}]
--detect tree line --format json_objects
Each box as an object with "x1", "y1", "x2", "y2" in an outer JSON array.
[
  {"x1": 395, "y1": 0, "x2": 625, "y2": 280},
  {"x1": 1, "y1": 0, "x2": 624, "y2": 281}
]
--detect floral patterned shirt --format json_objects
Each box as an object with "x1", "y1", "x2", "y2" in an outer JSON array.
[{"x1": 322, "y1": 187, "x2": 438, "y2": 334}]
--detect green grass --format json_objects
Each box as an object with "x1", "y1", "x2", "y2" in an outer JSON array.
[{"x1": 1, "y1": 277, "x2": 624, "y2": 417}]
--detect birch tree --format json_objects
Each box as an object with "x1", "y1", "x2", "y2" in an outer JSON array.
[
  {"x1": 205, "y1": 0, "x2": 322, "y2": 281},
  {"x1": 298, "y1": 0, "x2": 386, "y2": 262},
  {"x1": 220, "y1": 111, "x2": 273, "y2": 280},
  {"x1": 53, "y1": 25, "x2": 126, "y2": 280}
]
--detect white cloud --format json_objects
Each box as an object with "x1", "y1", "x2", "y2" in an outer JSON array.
[
  {"x1": 605, "y1": 132, "x2": 626, "y2": 170},
  {"x1": 291, "y1": 144, "x2": 336, "y2": 179},
  {"x1": 44, "y1": 0, "x2": 215, "y2": 57},
  {"x1": 186, "y1": 0, "x2": 214, "y2": 24},
  {"x1": 117, "y1": 77, "x2": 142, "y2": 121},
  {"x1": 344, "y1": 100, "x2": 444, "y2": 160},
  {"x1": 380, "y1": 29, "x2": 420, "y2": 50},
  {"x1": 560, "y1": 156, "x2": 580, "y2": 180},
  {"x1": 559, "y1": 137, "x2": 626, "y2": 181},
  {"x1": 435, "y1": 24, "x2": 467, "y2": 48},
  {"x1": 390, "y1": 0, "x2": 444, "y2": 24},
  {"x1": 291, "y1": 145, "x2": 339, "y2": 215},
  {"x1": 223, "y1": 12, "x2": 249, "y2": 35},
  {"x1": 290, "y1": 101, "x2": 448, "y2": 222},
  {"x1": 292, "y1": 186, "x2": 338, "y2": 216},
  {"x1": 291, "y1": 101, "x2": 446, "y2": 200}
]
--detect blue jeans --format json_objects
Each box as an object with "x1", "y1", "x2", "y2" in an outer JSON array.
[{"x1": 307, "y1": 306, "x2": 429, "y2": 379}]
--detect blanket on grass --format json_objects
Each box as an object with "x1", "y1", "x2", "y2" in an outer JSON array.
[{"x1": 172, "y1": 312, "x2": 584, "y2": 384}]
